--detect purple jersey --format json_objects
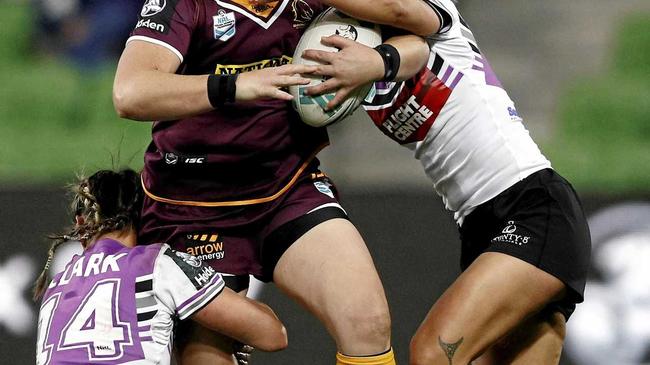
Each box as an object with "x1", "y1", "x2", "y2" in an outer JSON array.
[
  {"x1": 128, "y1": 0, "x2": 328, "y2": 205},
  {"x1": 36, "y1": 239, "x2": 225, "y2": 365}
]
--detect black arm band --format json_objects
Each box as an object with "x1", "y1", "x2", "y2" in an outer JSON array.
[
  {"x1": 374, "y1": 44, "x2": 401, "y2": 82},
  {"x1": 207, "y1": 74, "x2": 238, "y2": 107}
]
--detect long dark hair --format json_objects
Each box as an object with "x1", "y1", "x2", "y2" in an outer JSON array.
[{"x1": 33, "y1": 169, "x2": 143, "y2": 301}]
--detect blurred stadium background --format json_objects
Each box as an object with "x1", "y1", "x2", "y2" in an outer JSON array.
[{"x1": 1, "y1": 0, "x2": 649, "y2": 363}]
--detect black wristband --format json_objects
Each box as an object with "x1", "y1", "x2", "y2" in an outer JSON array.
[
  {"x1": 207, "y1": 74, "x2": 238, "y2": 107},
  {"x1": 373, "y1": 44, "x2": 401, "y2": 81}
]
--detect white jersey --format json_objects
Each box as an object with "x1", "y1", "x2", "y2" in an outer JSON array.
[
  {"x1": 37, "y1": 239, "x2": 225, "y2": 365},
  {"x1": 363, "y1": 0, "x2": 550, "y2": 222}
]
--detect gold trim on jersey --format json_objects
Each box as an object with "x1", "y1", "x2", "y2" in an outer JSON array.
[
  {"x1": 215, "y1": 55, "x2": 292, "y2": 74},
  {"x1": 142, "y1": 143, "x2": 328, "y2": 207},
  {"x1": 230, "y1": 0, "x2": 281, "y2": 18}
]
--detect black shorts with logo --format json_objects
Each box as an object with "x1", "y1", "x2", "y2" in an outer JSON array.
[{"x1": 458, "y1": 168, "x2": 591, "y2": 319}]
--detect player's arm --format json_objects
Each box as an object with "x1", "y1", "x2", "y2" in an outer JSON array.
[
  {"x1": 191, "y1": 287, "x2": 287, "y2": 352},
  {"x1": 303, "y1": 34, "x2": 430, "y2": 108},
  {"x1": 321, "y1": 0, "x2": 439, "y2": 36},
  {"x1": 112, "y1": 41, "x2": 316, "y2": 121}
]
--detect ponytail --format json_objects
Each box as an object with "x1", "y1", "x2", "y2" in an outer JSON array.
[{"x1": 33, "y1": 169, "x2": 143, "y2": 302}]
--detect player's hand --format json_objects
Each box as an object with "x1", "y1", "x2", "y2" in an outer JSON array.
[
  {"x1": 233, "y1": 341, "x2": 255, "y2": 365},
  {"x1": 235, "y1": 64, "x2": 317, "y2": 101},
  {"x1": 301, "y1": 35, "x2": 385, "y2": 110}
]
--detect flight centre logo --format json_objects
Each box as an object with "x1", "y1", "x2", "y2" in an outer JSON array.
[{"x1": 185, "y1": 233, "x2": 225, "y2": 261}]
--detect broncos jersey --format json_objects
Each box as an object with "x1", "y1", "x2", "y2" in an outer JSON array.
[
  {"x1": 364, "y1": 0, "x2": 551, "y2": 222},
  {"x1": 127, "y1": 0, "x2": 328, "y2": 206},
  {"x1": 36, "y1": 239, "x2": 225, "y2": 364}
]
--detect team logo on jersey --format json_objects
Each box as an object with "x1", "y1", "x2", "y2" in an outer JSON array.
[
  {"x1": 335, "y1": 25, "x2": 358, "y2": 41},
  {"x1": 291, "y1": 0, "x2": 314, "y2": 29},
  {"x1": 216, "y1": 0, "x2": 289, "y2": 29},
  {"x1": 507, "y1": 107, "x2": 522, "y2": 121},
  {"x1": 213, "y1": 10, "x2": 236, "y2": 41},
  {"x1": 141, "y1": 0, "x2": 166, "y2": 17},
  {"x1": 313, "y1": 181, "x2": 334, "y2": 199},
  {"x1": 175, "y1": 251, "x2": 202, "y2": 268},
  {"x1": 164, "y1": 248, "x2": 216, "y2": 290},
  {"x1": 215, "y1": 55, "x2": 292, "y2": 74}
]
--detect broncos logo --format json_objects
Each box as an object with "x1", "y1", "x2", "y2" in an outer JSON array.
[
  {"x1": 291, "y1": 0, "x2": 314, "y2": 29},
  {"x1": 141, "y1": 0, "x2": 166, "y2": 17},
  {"x1": 335, "y1": 25, "x2": 358, "y2": 41}
]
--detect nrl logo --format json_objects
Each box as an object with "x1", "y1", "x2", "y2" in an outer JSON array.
[{"x1": 141, "y1": 0, "x2": 166, "y2": 17}]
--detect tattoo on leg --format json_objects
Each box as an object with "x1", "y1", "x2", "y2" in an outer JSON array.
[{"x1": 438, "y1": 336, "x2": 464, "y2": 365}]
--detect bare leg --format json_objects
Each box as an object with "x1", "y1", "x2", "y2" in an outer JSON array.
[
  {"x1": 178, "y1": 289, "x2": 249, "y2": 365},
  {"x1": 273, "y1": 218, "x2": 392, "y2": 355},
  {"x1": 409, "y1": 252, "x2": 566, "y2": 365},
  {"x1": 474, "y1": 311, "x2": 566, "y2": 365}
]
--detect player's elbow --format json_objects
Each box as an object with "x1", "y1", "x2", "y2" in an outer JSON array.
[
  {"x1": 380, "y1": 0, "x2": 408, "y2": 24},
  {"x1": 380, "y1": 0, "x2": 438, "y2": 36},
  {"x1": 112, "y1": 83, "x2": 147, "y2": 120},
  {"x1": 255, "y1": 323, "x2": 288, "y2": 352}
]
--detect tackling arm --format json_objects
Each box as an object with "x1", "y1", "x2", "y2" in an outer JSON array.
[
  {"x1": 303, "y1": 34, "x2": 430, "y2": 108},
  {"x1": 191, "y1": 287, "x2": 288, "y2": 352},
  {"x1": 321, "y1": 0, "x2": 440, "y2": 36}
]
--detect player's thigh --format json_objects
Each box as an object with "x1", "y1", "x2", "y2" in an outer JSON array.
[
  {"x1": 177, "y1": 288, "x2": 249, "y2": 365},
  {"x1": 474, "y1": 310, "x2": 566, "y2": 365},
  {"x1": 273, "y1": 218, "x2": 391, "y2": 354},
  {"x1": 411, "y1": 252, "x2": 566, "y2": 364},
  {"x1": 177, "y1": 325, "x2": 235, "y2": 365}
]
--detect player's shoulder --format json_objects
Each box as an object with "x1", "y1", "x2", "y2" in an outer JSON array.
[{"x1": 125, "y1": 242, "x2": 167, "y2": 267}]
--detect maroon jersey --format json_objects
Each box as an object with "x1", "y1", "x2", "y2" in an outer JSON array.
[{"x1": 129, "y1": 0, "x2": 327, "y2": 205}]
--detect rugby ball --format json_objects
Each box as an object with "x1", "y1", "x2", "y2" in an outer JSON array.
[{"x1": 290, "y1": 8, "x2": 382, "y2": 127}]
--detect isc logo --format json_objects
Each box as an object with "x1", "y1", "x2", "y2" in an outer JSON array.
[{"x1": 184, "y1": 157, "x2": 205, "y2": 164}]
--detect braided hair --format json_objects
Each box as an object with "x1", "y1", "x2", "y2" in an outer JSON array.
[{"x1": 33, "y1": 169, "x2": 143, "y2": 301}]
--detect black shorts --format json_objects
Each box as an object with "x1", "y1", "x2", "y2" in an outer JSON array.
[{"x1": 458, "y1": 168, "x2": 591, "y2": 319}]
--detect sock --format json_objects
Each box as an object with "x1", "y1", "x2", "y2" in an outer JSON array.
[{"x1": 336, "y1": 348, "x2": 396, "y2": 365}]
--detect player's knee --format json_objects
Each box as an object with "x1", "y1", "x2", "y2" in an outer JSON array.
[
  {"x1": 409, "y1": 334, "x2": 440, "y2": 365},
  {"x1": 352, "y1": 306, "x2": 391, "y2": 342},
  {"x1": 339, "y1": 304, "x2": 391, "y2": 349},
  {"x1": 410, "y1": 331, "x2": 471, "y2": 365}
]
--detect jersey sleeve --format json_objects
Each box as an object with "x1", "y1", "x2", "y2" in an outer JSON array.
[
  {"x1": 422, "y1": 0, "x2": 458, "y2": 34},
  {"x1": 153, "y1": 245, "x2": 225, "y2": 321},
  {"x1": 127, "y1": 0, "x2": 198, "y2": 63}
]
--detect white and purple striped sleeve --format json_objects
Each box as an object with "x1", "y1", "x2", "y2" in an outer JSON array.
[{"x1": 153, "y1": 245, "x2": 226, "y2": 321}]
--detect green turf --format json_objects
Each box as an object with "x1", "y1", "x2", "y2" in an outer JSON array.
[
  {"x1": 0, "y1": 4, "x2": 150, "y2": 186},
  {"x1": 543, "y1": 14, "x2": 650, "y2": 193}
]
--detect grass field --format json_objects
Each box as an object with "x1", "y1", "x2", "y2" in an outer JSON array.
[
  {"x1": 0, "y1": 4, "x2": 150, "y2": 186},
  {"x1": 545, "y1": 14, "x2": 650, "y2": 193},
  {"x1": 0, "y1": 4, "x2": 648, "y2": 192}
]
